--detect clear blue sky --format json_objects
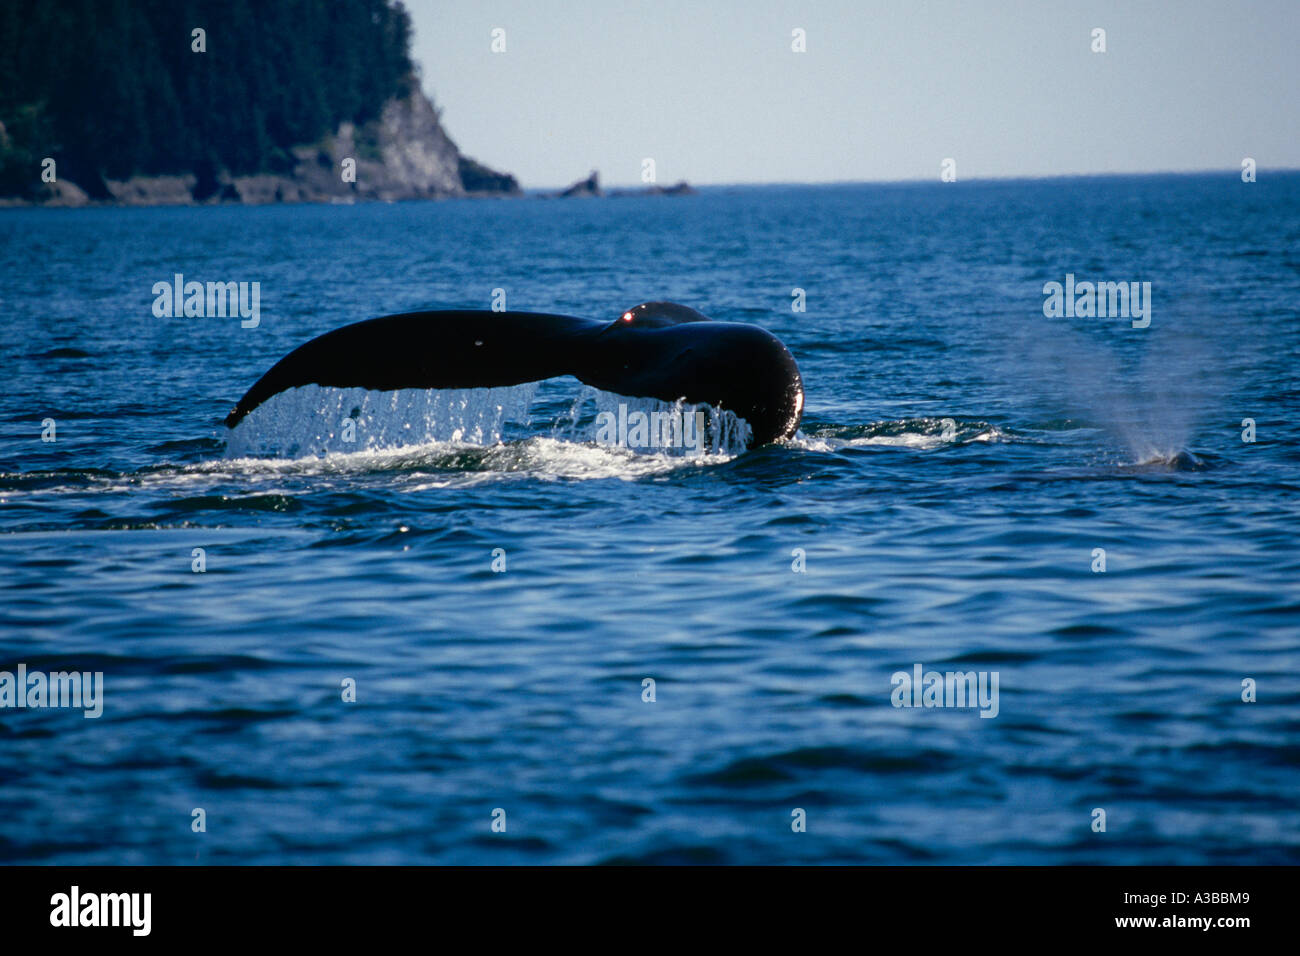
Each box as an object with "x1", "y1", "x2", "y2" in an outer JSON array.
[{"x1": 408, "y1": 0, "x2": 1300, "y2": 188}]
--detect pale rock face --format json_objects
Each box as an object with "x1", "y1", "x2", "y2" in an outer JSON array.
[
  {"x1": 37, "y1": 179, "x2": 91, "y2": 206},
  {"x1": 374, "y1": 91, "x2": 463, "y2": 197},
  {"x1": 103, "y1": 174, "x2": 199, "y2": 206}
]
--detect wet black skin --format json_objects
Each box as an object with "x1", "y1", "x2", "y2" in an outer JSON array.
[{"x1": 224, "y1": 301, "x2": 804, "y2": 447}]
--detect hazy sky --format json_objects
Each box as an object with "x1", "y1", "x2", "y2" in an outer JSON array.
[{"x1": 409, "y1": 0, "x2": 1300, "y2": 188}]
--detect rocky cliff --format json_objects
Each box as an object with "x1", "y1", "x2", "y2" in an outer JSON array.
[{"x1": 8, "y1": 87, "x2": 518, "y2": 207}]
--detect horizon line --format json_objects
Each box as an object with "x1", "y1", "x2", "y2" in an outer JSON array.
[{"x1": 525, "y1": 166, "x2": 1300, "y2": 192}]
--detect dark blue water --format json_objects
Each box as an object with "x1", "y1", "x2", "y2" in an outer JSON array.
[{"x1": 2, "y1": 175, "x2": 1298, "y2": 864}]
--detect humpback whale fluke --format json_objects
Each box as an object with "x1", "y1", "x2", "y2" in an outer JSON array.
[{"x1": 223, "y1": 303, "x2": 804, "y2": 447}]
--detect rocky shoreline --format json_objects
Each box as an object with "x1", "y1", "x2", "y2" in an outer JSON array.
[
  {"x1": 1, "y1": 91, "x2": 694, "y2": 209},
  {"x1": 1, "y1": 87, "x2": 518, "y2": 208}
]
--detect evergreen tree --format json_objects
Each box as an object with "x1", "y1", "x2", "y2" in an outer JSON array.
[{"x1": 0, "y1": 0, "x2": 416, "y2": 195}]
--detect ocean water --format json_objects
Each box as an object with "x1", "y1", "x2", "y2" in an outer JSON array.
[{"x1": 1, "y1": 175, "x2": 1297, "y2": 865}]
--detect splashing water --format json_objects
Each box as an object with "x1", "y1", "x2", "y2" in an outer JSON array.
[
  {"x1": 225, "y1": 383, "x2": 539, "y2": 458},
  {"x1": 224, "y1": 381, "x2": 754, "y2": 463},
  {"x1": 797, "y1": 417, "x2": 1009, "y2": 452},
  {"x1": 551, "y1": 387, "x2": 753, "y2": 457}
]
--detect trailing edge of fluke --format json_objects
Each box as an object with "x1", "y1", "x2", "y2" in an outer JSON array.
[{"x1": 224, "y1": 302, "x2": 804, "y2": 447}]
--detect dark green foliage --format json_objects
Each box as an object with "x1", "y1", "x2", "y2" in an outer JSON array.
[{"x1": 0, "y1": 0, "x2": 414, "y2": 195}]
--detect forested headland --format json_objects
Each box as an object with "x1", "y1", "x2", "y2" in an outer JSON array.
[{"x1": 0, "y1": 0, "x2": 519, "y2": 203}]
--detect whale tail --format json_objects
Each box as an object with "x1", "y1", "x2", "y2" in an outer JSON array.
[
  {"x1": 223, "y1": 306, "x2": 803, "y2": 446},
  {"x1": 222, "y1": 310, "x2": 601, "y2": 430}
]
